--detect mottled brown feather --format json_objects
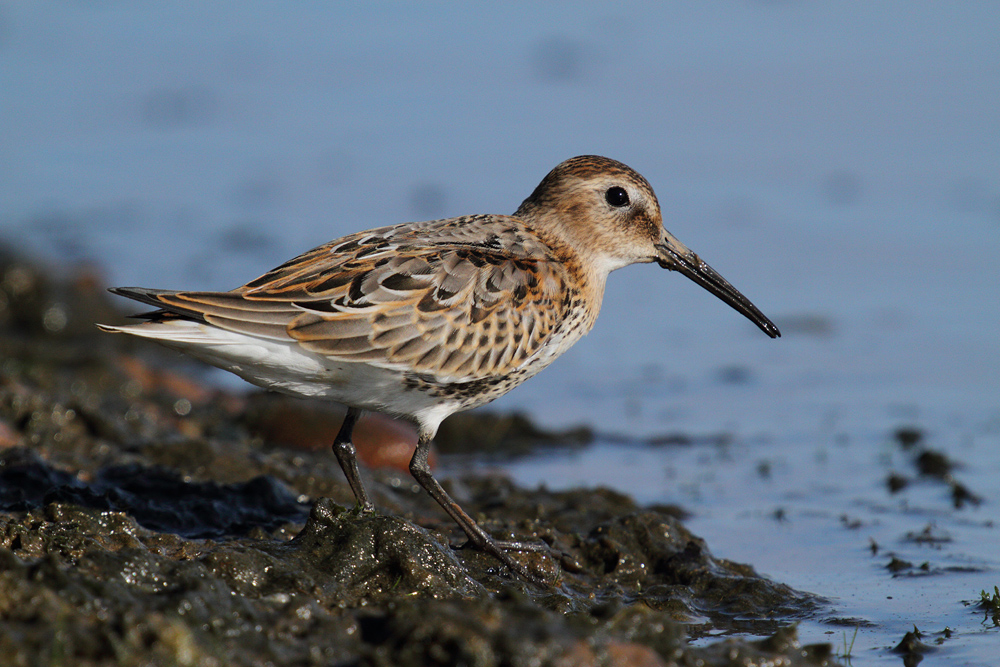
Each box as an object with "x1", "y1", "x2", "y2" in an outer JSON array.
[{"x1": 137, "y1": 215, "x2": 580, "y2": 382}]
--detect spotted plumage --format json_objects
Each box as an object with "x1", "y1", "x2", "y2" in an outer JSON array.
[{"x1": 100, "y1": 155, "x2": 780, "y2": 582}]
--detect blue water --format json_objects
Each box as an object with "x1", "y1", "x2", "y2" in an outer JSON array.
[{"x1": 3, "y1": 3, "x2": 999, "y2": 663}]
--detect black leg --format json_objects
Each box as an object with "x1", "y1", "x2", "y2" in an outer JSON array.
[
  {"x1": 332, "y1": 407, "x2": 374, "y2": 511},
  {"x1": 408, "y1": 430, "x2": 546, "y2": 583}
]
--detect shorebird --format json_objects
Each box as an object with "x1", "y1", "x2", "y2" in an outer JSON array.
[{"x1": 100, "y1": 155, "x2": 780, "y2": 581}]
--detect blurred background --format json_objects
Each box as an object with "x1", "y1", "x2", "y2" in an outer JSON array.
[
  {"x1": 2, "y1": 2, "x2": 997, "y2": 441},
  {"x1": 2, "y1": 2, "x2": 997, "y2": 439},
  {"x1": 3, "y1": 3, "x2": 1000, "y2": 661}
]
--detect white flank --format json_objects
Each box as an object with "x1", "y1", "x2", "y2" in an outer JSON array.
[{"x1": 98, "y1": 320, "x2": 459, "y2": 423}]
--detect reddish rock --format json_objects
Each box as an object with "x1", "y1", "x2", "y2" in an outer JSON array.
[
  {"x1": 116, "y1": 354, "x2": 215, "y2": 405},
  {"x1": 355, "y1": 413, "x2": 423, "y2": 472},
  {"x1": 605, "y1": 641, "x2": 669, "y2": 667},
  {"x1": 0, "y1": 418, "x2": 20, "y2": 449},
  {"x1": 243, "y1": 394, "x2": 431, "y2": 472}
]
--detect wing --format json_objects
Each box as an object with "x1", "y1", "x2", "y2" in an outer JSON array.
[{"x1": 120, "y1": 216, "x2": 577, "y2": 382}]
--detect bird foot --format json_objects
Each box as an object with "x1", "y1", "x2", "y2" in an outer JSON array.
[
  {"x1": 350, "y1": 501, "x2": 376, "y2": 514},
  {"x1": 452, "y1": 536, "x2": 552, "y2": 585},
  {"x1": 454, "y1": 538, "x2": 548, "y2": 553}
]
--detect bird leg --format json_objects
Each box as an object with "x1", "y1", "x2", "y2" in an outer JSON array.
[
  {"x1": 408, "y1": 430, "x2": 546, "y2": 582},
  {"x1": 331, "y1": 407, "x2": 374, "y2": 511}
]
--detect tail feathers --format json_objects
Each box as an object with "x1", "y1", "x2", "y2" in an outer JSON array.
[
  {"x1": 96, "y1": 319, "x2": 240, "y2": 345},
  {"x1": 107, "y1": 286, "x2": 208, "y2": 323},
  {"x1": 108, "y1": 286, "x2": 180, "y2": 303}
]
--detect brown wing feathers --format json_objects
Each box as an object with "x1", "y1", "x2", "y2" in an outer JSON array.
[
  {"x1": 112, "y1": 230, "x2": 572, "y2": 381},
  {"x1": 281, "y1": 245, "x2": 568, "y2": 378}
]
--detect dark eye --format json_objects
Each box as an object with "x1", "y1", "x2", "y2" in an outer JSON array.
[{"x1": 605, "y1": 186, "x2": 630, "y2": 207}]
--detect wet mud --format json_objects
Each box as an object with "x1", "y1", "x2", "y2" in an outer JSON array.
[{"x1": 0, "y1": 248, "x2": 836, "y2": 665}]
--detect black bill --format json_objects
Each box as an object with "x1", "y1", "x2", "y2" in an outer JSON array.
[{"x1": 656, "y1": 241, "x2": 780, "y2": 339}]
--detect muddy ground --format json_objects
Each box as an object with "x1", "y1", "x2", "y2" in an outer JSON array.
[{"x1": 0, "y1": 248, "x2": 838, "y2": 665}]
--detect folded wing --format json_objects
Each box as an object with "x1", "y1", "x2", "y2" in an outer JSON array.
[{"x1": 118, "y1": 221, "x2": 573, "y2": 382}]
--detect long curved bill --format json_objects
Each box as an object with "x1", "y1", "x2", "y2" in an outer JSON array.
[{"x1": 656, "y1": 233, "x2": 781, "y2": 339}]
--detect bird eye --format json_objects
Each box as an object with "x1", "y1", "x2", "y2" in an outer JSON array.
[{"x1": 605, "y1": 186, "x2": 630, "y2": 207}]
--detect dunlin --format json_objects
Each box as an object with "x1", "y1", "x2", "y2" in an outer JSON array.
[{"x1": 100, "y1": 155, "x2": 780, "y2": 581}]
